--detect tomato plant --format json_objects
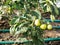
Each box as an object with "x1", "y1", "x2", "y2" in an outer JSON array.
[
  {"x1": 0, "y1": 0, "x2": 54, "y2": 45},
  {"x1": 9, "y1": 0, "x2": 54, "y2": 45}
]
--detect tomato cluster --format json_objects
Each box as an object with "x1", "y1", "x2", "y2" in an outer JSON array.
[{"x1": 34, "y1": 19, "x2": 52, "y2": 30}]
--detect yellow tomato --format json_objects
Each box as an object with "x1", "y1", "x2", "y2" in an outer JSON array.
[
  {"x1": 47, "y1": 24, "x2": 52, "y2": 30},
  {"x1": 40, "y1": 24, "x2": 46, "y2": 30},
  {"x1": 35, "y1": 19, "x2": 41, "y2": 26}
]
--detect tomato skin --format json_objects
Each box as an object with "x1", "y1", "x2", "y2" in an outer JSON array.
[
  {"x1": 35, "y1": 19, "x2": 40, "y2": 26},
  {"x1": 40, "y1": 24, "x2": 46, "y2": 30},
  {"x1": 47, "y1": 24, "x2": 52, "y2": 30}
]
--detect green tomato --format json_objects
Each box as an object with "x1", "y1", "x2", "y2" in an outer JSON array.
[
  {"x1": 47, "y1": 24, "x2": 52, "y2": 30},
  {"x1": 35, "y1": 19, "x2": 41, "y2": 26},
  {"x1": 40, "y1": 24, "x2": 46, "y2": 30}
]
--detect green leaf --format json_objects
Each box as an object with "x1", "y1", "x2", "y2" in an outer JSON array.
[
  {"x1": 39, "y1": 1, "x2": 46, "y2": 4},
  {"x1": 34, "y1": 9, "x2": 41, "y2": 19},
  {"x1": 10, "y1": 17, "x2": 20, "y2": 25},
  {"x1": 31, "y1": 10, "x2": 41, "y2": 19},
  {"x1": 49, "y1": 1, "x2": 54, "y2": 6},
  {"x1": 50, "y1": 15, "x2": 55, "y2": 22},
  {"x1": 10, "y1": 25, "x2": 17, "y2": 35},
  {"x1": 44, "y1": 4, "x2": 47, "y2": 7},
  {"x1": 46, "y1": 5, "x2": 52, "y2": 12},
  {"x1": 5, "y1": 0, "x2": 11, "y2": 5},
  {"x1": 24, "y1": 4, "x2": 27, "y2": 11},
  {"x1": 54, "y1": 6, "x2": 59, "y2": 15},
  {"x1": 15, "y1": 27, "x2": 28, "y2": 36},
  {"x1": 18, "y1": 22, "x2": 29, "y2": 28}
]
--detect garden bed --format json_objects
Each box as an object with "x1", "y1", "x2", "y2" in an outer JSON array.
[
  {"x1": 0, "y1": 13, "x2": 60, "y2": 45},
  {"x1": 0, "y1": 33, "x2": 31, "y2": 45},
  {"x1": 42, "y1": 12, "x2": 60, "y2": 20},
  {"x1": 0, "y1": 31, "x2": 60, "y2": 45},
  {"x1": 0, "y1": 0, "x2": 60, "y2": 45},
  {"x1": 0, "y1": 33, "x2": 14, "y2": 41},
  {"x1": 0, "y1": 16, "x2": 10, "y2": 29}
]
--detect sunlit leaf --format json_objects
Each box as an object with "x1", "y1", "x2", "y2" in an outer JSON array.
[
  {"x1": 50, "y1": 15, "x2": 55, "y2": 22},
  {"x1": 15, "y1": 27, "x2": 28, "y2": 36},
  {"x1": 49, "y1": 1, "x2": 54, "y2": 6}
]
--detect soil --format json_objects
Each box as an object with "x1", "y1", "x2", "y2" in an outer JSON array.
[
  {"x1": 45, "y1": 41, "x2": 60, "y2": 45},
  {"x1": 0, "y1": 33, "x2": 31, "y2": 45},
  {"x1": 0, "y1": 32, "x2": 60, "y2": 45},
  {"x1": 42, "y1": 12, "x2": 60, "y2": 20},
  {"x1": 51, "y1": 22, "x2": 60, "y2": 26},
  {"x1": 0, "y1": 16, "x2": 10, "y2": 29},
  {"x1": 43, "y1": 30, "x2": 60, "y2": 45},
  {"x1": 0, "y1": 33, "x2": 14, "y2": 41},
  {"x1": 43, "y1": 30, "x2": 60, "y2": 38}
]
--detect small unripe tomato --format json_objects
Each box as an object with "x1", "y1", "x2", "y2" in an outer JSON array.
[
  {"x1": 35, "y1": 19, "x2": 41, "y2": 26},
  {"x1": 47, "y1": 24, "x2": 52, "y2": 30},
  {"x1": 40, "y1": 24, "x2": 46, "y2": 30}
]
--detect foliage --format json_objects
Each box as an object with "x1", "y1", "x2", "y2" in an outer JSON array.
[
  {"x1": 39, "y1": 0, "x2": 59, "y2": 15},
  {"x1": 0, "y1": 0, "x2": 55, "y2": 45},
  {"x1": 10, "y1": 14, "x2": 45, "y2": 45},
  {"x1": 9, "y1": 0, "x2": 47, "y2": 45}
]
